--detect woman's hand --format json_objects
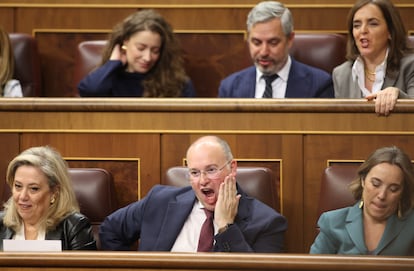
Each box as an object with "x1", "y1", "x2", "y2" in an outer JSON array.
[
  {"x1": 366, "y1": 87, "x2": 399, "y2": 116},
  {"x1": 110, "y1": 44, "x2": 127, "y2": 65}
]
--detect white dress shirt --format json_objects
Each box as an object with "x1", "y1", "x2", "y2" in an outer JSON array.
[
  {"x1": 255, "y1": 56, "x2": 291, "y2": 98},
  {"x1": 171, "y1": 201, "x2": 218, "y2": 252}
]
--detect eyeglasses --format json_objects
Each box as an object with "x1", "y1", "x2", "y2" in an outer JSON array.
[{"x1": 188, "y1": 160, "x2": 232, "y2": 180}]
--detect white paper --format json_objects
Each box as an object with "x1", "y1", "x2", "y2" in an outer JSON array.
[{"x1": 3, "y1": 239, "x2": 62, "y2": 252}]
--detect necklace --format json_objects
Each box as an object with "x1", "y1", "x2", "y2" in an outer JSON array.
[
  {"x1": 364, "y1": 69, "x2": 376, "y2": 75},
  {"x1": 366, "y1": 75, "x2": 375, "y2": 82},
  {"x1": 364, "y1": 68, "x2": 376, "y2": 82},
  {"x1": 365, "y1": 72, "x2": 375, "y2": 82}
]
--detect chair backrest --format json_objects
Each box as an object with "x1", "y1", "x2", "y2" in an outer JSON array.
[
  {"x1": 408, "y1": 35, "x2": 414, "y2": 48},
  {"x1": 73, "y1": 40, "x2": 107, "y2": 91},
  {"x1": 68, "y1": 168, "x2": 117, "y2": 222},
  {"x1": 73, "y1": 34, "x2": 347, "y2": 95},
  {"x1": 68, "y1": 168, "x2": 117, "y2": 249},
  {"x1": 9, "y1": 33, "x2": 42, "y2": 97},
  {"x1": 317, "y1": 165, "x2": 359, "y2": 221},
  {"x1": 164, "y1": 166, "x2": 279, "y2": 211},
  {"x1": 290, "y1": 33, "x2": 347, "y2": 74}
]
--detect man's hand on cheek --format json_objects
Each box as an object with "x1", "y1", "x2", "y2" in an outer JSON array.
[{"x1": 214, "y1": 175, "x2": 241, "y2": 229}]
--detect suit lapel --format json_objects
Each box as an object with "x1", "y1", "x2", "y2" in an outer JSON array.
[
  {"x1": 375, "y1": 214, "x2": 405, "y2": 254},
  {"x1": 245, "y1": 67, "x2": 257, "y2": 98},
  {"x1": 345, "y1": 204, "x2": 408, "y2": 255},
  {"x1": 153, "y1": 190, "x2": 196, "y2": 250},
  {"x1": 285, "y1": 60, "x2": 305, "y2": 97},
  {"x1": 383, "y1": 73, "x2": 398, "y2": 88},
  {"x1": 345, "y1": 204, "x2": 367, "y2": 254},
  {"x1": 233, "y1": 186, "x2": 252, "y2": 230},
  {"x1": 351, "y1": 77, "x2": 364, "y2": 98},
  {"x1": 153, "y1": 185, "x2": 251, "y2": 251}
]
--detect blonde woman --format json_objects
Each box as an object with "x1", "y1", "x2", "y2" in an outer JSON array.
[
  {"x1": 0, "y1": 28, "x2": 22, "y2": 97},
  {"x1": 0, "y1": 146, "x2": 96, "y2": 250}
]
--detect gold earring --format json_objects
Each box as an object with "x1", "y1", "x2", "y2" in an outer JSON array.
[
  {"x1": 359, "y1": 200, "x2": 364, "y2": 209},
  {"x1": 121, "y1": 45, "x2": 127, "y2": 50},
  {"x1": 50, "y1": 197, "x2": 55, "y2": 204}
]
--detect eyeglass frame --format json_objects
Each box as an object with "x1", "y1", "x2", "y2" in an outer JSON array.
[{"x1": 187, "y1": 160, "x2": 232, "y2": 180}]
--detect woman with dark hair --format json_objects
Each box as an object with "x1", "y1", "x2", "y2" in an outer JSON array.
[
  {"x1": 333, "y1": 0, "x2": 414, "y2": 116},
  {"x1": 310, "y1": 146, "x2": 414, "y2": 255},
  {"x1": 78, "y1": 9, "x2": 195, "y2": 97}
]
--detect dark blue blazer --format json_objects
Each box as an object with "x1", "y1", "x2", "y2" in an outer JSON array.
[
  {"x1": 218, "y1": 59, "x2": 334, "y2": 98},
  {"x1": 99, "y1": 185, "x2": 287, "y2": 252},
  {"x1": 78, "y1": 60, "x2": 196, "y2": 97}
]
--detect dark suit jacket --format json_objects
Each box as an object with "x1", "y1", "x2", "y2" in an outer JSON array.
[
  {"x1": 218, "y1": 58, "x2": 334, "y2": 98},
  {"x1": 333, "y1": 54, "x2": 414, "y2": 98},
  {"x1": 99, "y1": 184, "x2": 287, "y2": 252},
  {"x1": 0, "y1": 212, "x2": 97, "y2": 250},
  {"x1": 310, "y1": 203, "x2": 414, "y2": 255}
]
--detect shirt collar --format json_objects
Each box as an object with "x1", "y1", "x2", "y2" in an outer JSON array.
[
  {"x1": 352, "y1": 48, "x2": 388, "y2": 81},
  {"x1": 255, "y1": 55, "x2": 291, "y2": 83}
]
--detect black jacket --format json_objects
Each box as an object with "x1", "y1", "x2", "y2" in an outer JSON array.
[{"x1": 0, "y1": 212, "x2": 97, "y2": 250}]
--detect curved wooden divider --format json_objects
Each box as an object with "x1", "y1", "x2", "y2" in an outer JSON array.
[{"x1": 0, "y1": 252, "x2": 413, "y2": 271}]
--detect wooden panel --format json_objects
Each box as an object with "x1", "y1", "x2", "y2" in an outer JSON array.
[
  {"x1": 67, "y1": 160, "x2": 138, "y2": 208},
  {"x1": 16, "y1": 8, "x2": 137, "y2": 33},
  {"x1": 35, "y1": 32, "x2": 249, "y2": 97},
  {"x1": 1, "y1": 3, "x2": 413, "y2": 97},
  {"x1": 1, "y1": 0, "x2": 413, "y2": 5},
  {"x1": 0, "y1": 8, "x2": 14, "y2": 32},
  {"x1": 19, "y1": 133, "x2": 161, "y2": 206},
  {"x1": 0, "y1": 252, "x2": 413, "y2": 271},
  {"x1": 6, "y1": 3, "x2": 413, "y2": 33},
  {"x1": 0, "y1": 134, "x2": 19, "y2": 201},
  {"x1": 1, "y1": 98, "x2": 414, "y2": 252},
  {"x1": 35, "y1": 32, "x2": 109, "y2": 97},
  {"x1": 179, "y1": 32, "x2": 249, "y2": 97}
]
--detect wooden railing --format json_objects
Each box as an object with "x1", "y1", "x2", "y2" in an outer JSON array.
[
  {"x1": 0, "y1": 252, "x2": 413, "y2": 271},
  {"x1": 1, "y1": 98, "x2": 414, "y2": 253},
  {"x1": 1, "y1": 1, "x2": 413, "y2": 97}
]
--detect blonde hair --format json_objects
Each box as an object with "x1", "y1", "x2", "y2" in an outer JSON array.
[
  {"x1": 3, "y1": 146, "x2": 79, "y2": 232},
  {"x1": 0, "y1": 27, "x2": 15, "y2": 96}
]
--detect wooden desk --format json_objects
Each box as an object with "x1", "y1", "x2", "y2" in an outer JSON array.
[
  {"x1": 1, "y1": 98, "x2": 414, "y2": 253},
  {"x1": 0, "y1": 252, "x2": 413, "y2": 271}
]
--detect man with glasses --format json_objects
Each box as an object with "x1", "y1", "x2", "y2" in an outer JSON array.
[{"x1": 99, "y1": 135, "x2": 287, "y2": 252}]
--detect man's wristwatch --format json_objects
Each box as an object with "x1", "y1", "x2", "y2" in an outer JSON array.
[{"x1": 218, "y1": 223, "x2": 233, "y2": 234}]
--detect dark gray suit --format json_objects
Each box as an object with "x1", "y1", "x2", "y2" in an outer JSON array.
[{"x1": 333, "y1": 54, "x2": 414, "y2": 98}]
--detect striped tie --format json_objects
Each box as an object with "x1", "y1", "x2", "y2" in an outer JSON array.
[{"x1": 262, "y1": 74, "x2": 279, "y2": 98}]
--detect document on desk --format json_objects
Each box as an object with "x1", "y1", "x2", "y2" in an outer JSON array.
[{"x1": 3, "y1": 239, "x2": 62, "y2": 252}]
